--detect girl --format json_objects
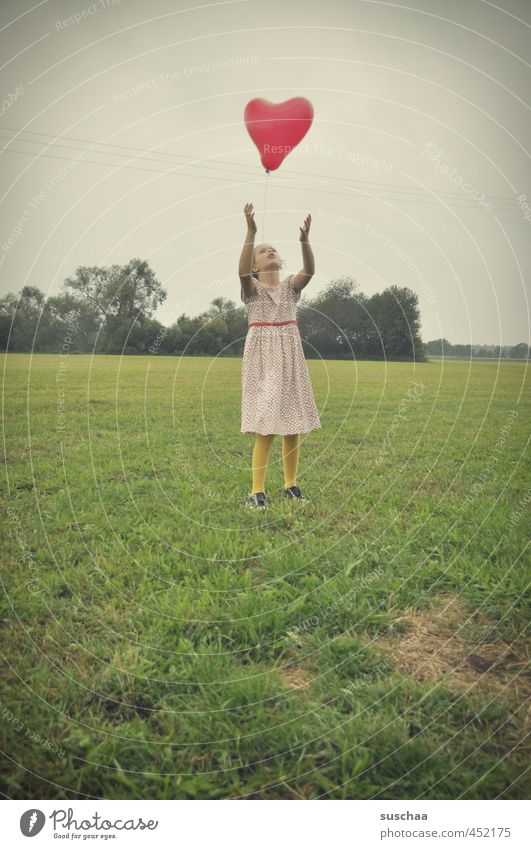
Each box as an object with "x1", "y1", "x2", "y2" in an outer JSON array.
[{"x1": 239, "y1": 202, "x2": 321, "y2": 508}]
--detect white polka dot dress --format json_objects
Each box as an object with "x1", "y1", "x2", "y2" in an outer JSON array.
[{"x1": 240, "y1": 274, "x2": 321, "y2": 436}]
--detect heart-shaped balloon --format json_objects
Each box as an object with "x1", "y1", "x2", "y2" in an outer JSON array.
[{"x1": 244, "y1": 97, "x2": 314, "y2": 171}]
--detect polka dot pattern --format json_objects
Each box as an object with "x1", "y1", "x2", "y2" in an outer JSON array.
[{"x1": 240, "y1": 275, "x2": 321, "y2": 436}]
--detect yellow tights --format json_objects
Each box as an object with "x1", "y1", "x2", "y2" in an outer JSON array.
[{"x1": 251, "y1": 433, "x2": 300, "y2": 495}]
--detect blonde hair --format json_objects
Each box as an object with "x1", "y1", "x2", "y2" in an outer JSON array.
[{"x1": 252, "y1": 244, "x2": 285, "y2": 279}]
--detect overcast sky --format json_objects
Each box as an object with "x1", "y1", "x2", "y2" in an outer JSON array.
[{"x1": 0, "y1": 0, "x2": 529, "y2": 344}]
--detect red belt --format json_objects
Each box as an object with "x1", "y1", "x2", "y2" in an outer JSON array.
[{"x1": 248, "y1": 320, "x2": 298, "y2": 327}]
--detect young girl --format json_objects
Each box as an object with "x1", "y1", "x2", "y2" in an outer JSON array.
[{"x1": 239, "y1": 202, "x2": 321, "y2": 508}]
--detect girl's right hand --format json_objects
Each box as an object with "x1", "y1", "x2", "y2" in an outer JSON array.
[{"x1": 244, "y1": 202, "x2": 257, "y2": 234}]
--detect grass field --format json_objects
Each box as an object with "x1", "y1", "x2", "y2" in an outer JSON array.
[{"x1": 1, "y1": 353, "x2": 529, "y2": 800}]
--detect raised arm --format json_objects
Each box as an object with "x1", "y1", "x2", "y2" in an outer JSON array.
[
  {"x1": 239, "y1": 202, "x2": 258, "y2": 300},
  {"x1": 292, "y1": 213, "x2": 314, "y2": 293}
]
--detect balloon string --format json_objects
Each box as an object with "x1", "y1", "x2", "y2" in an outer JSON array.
[{"x1": 262, "y1": 169, "x2": 269, "y2": 239}]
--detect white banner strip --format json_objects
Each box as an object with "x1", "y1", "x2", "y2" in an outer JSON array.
[{"x1": 3, "y1": 799, "x2": 529, "y2": 848}]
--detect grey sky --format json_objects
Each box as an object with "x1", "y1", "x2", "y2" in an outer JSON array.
[{"x1": 0, "y1": 0, "x2": 530, "y2": 344}]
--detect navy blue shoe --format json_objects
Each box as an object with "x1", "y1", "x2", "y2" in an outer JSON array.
[
  {"x1": 284, "y1": 485, "x2": 305, "y2": 501},
  {"x1": 247, "y1": 491, "x2": 266, "y2": 509}
]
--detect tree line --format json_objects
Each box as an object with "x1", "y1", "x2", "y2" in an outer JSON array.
[
  {"x1": 0, "y1": 258, "x2": 525, "y2": 360},
  {"x1": 425, "y1": 338, "x2": 529, "y2": 360}
]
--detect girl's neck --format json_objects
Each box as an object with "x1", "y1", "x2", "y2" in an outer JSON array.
[{"x1": 257, "y1": 270, "x2": 280, "y2": 286}]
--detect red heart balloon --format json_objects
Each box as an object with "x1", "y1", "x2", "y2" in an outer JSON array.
[{"x1": 244, "y1": 97, "x2": 314, "y2": 171}]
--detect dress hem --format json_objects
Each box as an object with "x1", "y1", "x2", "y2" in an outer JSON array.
[{"x1": 241, "y1": 425, "x2": 321, "y2": 436}]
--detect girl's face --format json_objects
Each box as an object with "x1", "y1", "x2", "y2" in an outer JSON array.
[{"x1": 252, "y1": 244, "x2": 282, "y2": 275}]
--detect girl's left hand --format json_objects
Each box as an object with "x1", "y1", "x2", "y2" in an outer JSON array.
[{"x1": 299, "y1": 213, "x2": 311, "y2": 242}]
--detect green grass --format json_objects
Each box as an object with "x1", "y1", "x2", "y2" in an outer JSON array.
[{"x1": 1, "y1": 353, "x2": 529, "y2": 799}]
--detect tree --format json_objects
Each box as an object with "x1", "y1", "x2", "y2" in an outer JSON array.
[
  {"x1": 46, "y1": 292, "x2": 102, "y2": 352},
  {"x1": 426, "y1": 338, "x2": 450, "y2": 356},
  {"x1": 170, "y1": 313, "x2": 204, "y2": 355},
  {"x1": 64, "y1": 258, "x2": 167, "y2": 353},
  {"x1": 199, "y1": 297, "x2": 248, "y2": 356},
  {"x1": 298, "y1": 276, "x2": 368, "y2": 359},
  {"x1": 365, "y1": 285, "x2": 426, "y2": 361},
  {"x1": 0, "y1": 286, "x2": 48, "y2": 352},
  {"x1": 509, "y1": 342, "x2": 530, "y2": 360}
]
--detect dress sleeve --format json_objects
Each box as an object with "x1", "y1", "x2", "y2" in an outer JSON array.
[
  {"x1": 241, "y1": 280, "x2": 258, "y2": 303},
  {"x1": 289, "y1": 274, "x2": 301, "y2": 302}
]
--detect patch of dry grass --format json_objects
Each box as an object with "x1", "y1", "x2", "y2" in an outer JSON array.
[
  {"x1": 277, "y1": 662, "x2": 315, "y2": 693},
  {"x1": 370, "y1": 593, "x2": 530, "y2": 703}
]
